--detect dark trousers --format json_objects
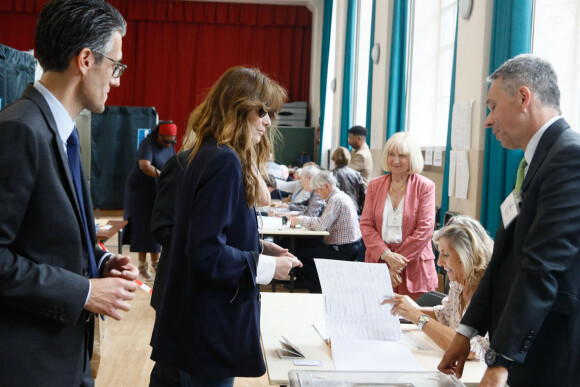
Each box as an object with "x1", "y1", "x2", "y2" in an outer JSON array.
[
  {"x1": 296, "y1": 239, "x2": 362, "y2": 293},
  {"x1": 150, "y1": 361, "x2": 181, "y2": 387}
]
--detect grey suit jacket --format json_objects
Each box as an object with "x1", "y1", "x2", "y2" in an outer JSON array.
[
  {"x1": 0, "y1": 85, "x2": 107, "y2": 386},
  {"x1": 463, "y1": 118, "x2": 580, "y2": 386}
]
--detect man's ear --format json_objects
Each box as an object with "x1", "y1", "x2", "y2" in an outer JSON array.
[
  {"x1": 76, "y1": 48, "x2": 93, "y2": 76},
  {"x1": 518, "y1": 86, "x2": 532, "y2": 112}
]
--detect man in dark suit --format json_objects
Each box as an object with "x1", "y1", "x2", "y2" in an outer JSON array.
[
  {"x1": 438, "y1": 55, "x2": 580, "y2": 386},
  {"x1": 0, "y1": 1, "x2": 138, "y2": 386}
]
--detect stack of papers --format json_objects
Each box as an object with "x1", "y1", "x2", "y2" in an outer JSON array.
[{"x1": 314, "y1": 259, "x2": 425, "y2": 372}]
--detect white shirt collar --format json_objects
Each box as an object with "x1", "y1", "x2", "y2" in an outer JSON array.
[
  {"x1": 524, "y1": 115, "x2": 561, "y2": 173},
  {"x1": 33, "y1": 81, "x2": 76, "y2": 149}
]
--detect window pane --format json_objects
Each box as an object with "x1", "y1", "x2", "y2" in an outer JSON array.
[
  {"x1": 532, "y1": 0, "x2": 580, "y2": 132},
  {"x1": 406, "y1": 0, "x2": 456, "y2": 147},
  {"x1": 353, "y1": 0, "x2": 373, "y2": 127}
]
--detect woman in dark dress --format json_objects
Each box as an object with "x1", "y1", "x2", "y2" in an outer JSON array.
[{"x1": 123, "y1": 121, "x2": 176, "y2": 279}]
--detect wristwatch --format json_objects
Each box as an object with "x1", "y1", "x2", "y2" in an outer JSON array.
[
  {"x1": 485, "y1": 348, "x2": 513, "y2": 369},
  {"x1": 417, "y1": 314, "x2": 431, "y2": 331}
]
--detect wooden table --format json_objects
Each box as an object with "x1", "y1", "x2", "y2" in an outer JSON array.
[
  {"x1": 259, "y1": 224, "x2": 329, "y2": 292},
  {"x1": 260, "y1": 293, "x2": 486, "y2": 387},
  {"x1": 96, "y1": 220, "x2": 128, "y2": 254}
]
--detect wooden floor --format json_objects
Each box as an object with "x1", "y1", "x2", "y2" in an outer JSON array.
[{"x1": 94, "y1": 211, "x2": 297, "y2": 387}]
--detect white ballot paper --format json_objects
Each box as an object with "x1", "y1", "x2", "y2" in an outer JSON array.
[
  {"x1": 315, "y1": 260, "x2": 401, "y2": 341},
  {"x1": 314, "y1": 260, "x2": 424, "y2": 372}
]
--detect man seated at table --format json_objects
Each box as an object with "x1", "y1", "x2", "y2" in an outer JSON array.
[
  {"x1": 270, "y1": 165, "x2": 325, "y2": 217},
  {"x1": 289, "y1": 170, "x2": 363, "y2": 293}
]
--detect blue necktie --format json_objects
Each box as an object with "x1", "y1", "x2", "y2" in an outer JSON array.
[{"x1": 67, "y1": 127, "x2": 98, "y2": 278}]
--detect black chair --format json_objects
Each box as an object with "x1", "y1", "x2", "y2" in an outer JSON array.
[{"x1": 416, "y1": 290, "x2": 446, "y2": 307}]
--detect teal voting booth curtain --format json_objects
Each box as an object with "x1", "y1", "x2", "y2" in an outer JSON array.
[
  {"x1": 339, "y1": 0, "x2": 357, "y2": 148},
  {"x1": 319, "y1": 0, "x2": 333, "y2": 158},
  {"x1": 480, "y1": 0, "x2": 532, "y2": 237},
  {"x1": 439, "y1": 7, "x2": 459, "y2": 227},
  {"x1": 385, "y1": 0, "x2": 408, "y2": 141}
]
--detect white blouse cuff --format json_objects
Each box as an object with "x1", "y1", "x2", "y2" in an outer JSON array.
[{"x1": 256, "y1": 254, "x2": 276, "y2": 285}]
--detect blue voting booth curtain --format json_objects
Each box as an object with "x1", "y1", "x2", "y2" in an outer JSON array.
[
  {"x1": 480, "y1": 0, "x2": 532, "y2": 237},
  {"x1": 385, "y1": 0, "x2": 408, "y2": 141},
  {"x1": 319, "y1": 0, "x2": 333, "y2": 158},
  {"x1": 438, "y1": 7, "x2": 459, "y2": 227},
  {"x1": 365, "y1": 0, "x2": 376, "y2": 145},
  {"x1": 339, "y1": 0, "x2": 357, "y2": 148}
]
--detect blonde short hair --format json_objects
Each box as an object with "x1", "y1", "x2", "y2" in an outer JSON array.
[
  {"x1": 381, "y1": 132, "x2": 424, "y2": 174},
  {"x1": 331, "y1": 147, "x2": 351, "y2": 167},
  {"x1": 432, "y1": 215, "x2": 493, "y2": 286}
]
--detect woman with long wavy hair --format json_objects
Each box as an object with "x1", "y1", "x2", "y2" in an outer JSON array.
[{"x1": 150, "y1": 66, "x2": 301, "y2": 387}]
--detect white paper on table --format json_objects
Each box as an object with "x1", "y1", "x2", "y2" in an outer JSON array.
[
  {"x1": 424, "y1": 147, "x2": 433, "y2": 165},
  {"x1": 455, "y1": 151, "x2": 469, "y2": 199},
  {"x1": 451, "y1": 100, "x2": 473, "y2": 150},
  {"x1": 448, "y1": 151, "x2": 457, "y2": 197},
  {"x1": 402, "y1": 330, "x2": 436, "y2": 351},
  {"x1": 331, "y1": 338, "x2": 425, "y2": 372},
  {"x1": 260, "y1": 216, "x2": 284, "y2": 229},
  {"x1": 313, "y1": 321, "x2": 329, "y2": 344},
  {"x1": 433, "y1": 148, "x2": 443, "y2": 166},
  {"x1": 314, "y1": 260, "x2": 401, "y2": 342}
]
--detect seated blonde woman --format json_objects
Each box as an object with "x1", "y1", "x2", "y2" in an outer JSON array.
[{"x1": 382, "y1": 215, "x2": 493, "y2": 360}]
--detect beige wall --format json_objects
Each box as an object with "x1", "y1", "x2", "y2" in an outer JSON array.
[
  {"x1": 445, "y1": 0, "x2": 494, "y2": 219},
  {"x1": 361, "y1": 0, "x2": 494, "y2": 219}
]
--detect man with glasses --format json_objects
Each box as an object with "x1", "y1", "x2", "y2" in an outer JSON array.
[{"x1": 0, "y1": 1, "x2": 138, "y2": 385}]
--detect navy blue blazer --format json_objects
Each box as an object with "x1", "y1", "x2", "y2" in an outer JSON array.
[
  {"x1": 151, "y1": 137, "x2": 265, "y2": 377},
  {"x1": 463, "y1": 119, "x2": 580, "y2": 386}
]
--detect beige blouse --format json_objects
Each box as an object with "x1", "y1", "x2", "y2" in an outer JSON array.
[{"x1": 434, "y1": 281, "x2": 489, "y2": 360}]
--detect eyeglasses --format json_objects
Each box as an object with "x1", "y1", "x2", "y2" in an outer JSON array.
[
  {"x1": 94, "y1": 51, "x2": 127, "y2": 78},
  {"x1": 258, "y1": 107, "x2": 277, "y2": 120}
]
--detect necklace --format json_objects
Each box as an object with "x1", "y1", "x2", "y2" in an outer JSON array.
[{"x1": 389, "y1": 183, "x2": 406, "y2": 193}]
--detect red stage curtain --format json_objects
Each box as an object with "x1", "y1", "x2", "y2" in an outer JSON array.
[{"x1": 0, "y1": 0, "x2": 312, "y2": 142}]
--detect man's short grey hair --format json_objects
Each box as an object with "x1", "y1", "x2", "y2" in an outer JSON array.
[
  {"x1": 301, "y1": 165, "x2": 320, "y2": 179},
  {"x1": 488, "y1": 54, "x2": 561, "y2": 114},
  {"x1": 310, "y1": 170, "x2": 337, "y2": 190}
]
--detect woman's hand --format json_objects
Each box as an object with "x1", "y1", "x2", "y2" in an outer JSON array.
[
  {"x1": 262, "y1": 240, "x2": 295, "y2": 258},
  {"x1": 270, "y1": 202, "x2": 289, "y2": 209},
  {"x1": 381, "y1": 251, "x2": 409, "y2": 272},
  {"x1": 381, "y1": 293, "x2": 421, "y2": 322},
  {"x1": 389, "y1": 267, "x2": 403, "y2": 288}
]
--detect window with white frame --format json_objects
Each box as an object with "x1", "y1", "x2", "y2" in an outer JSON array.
[
  {"x1": 352, "y1": 0, "x2": 374, "y2": 127},
  {"x1": 532, "y1": 0, "x2": 580, "y2": 132},
  {"x1": 406, "y1": 0, "x2": 457, "y2": 147}
]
